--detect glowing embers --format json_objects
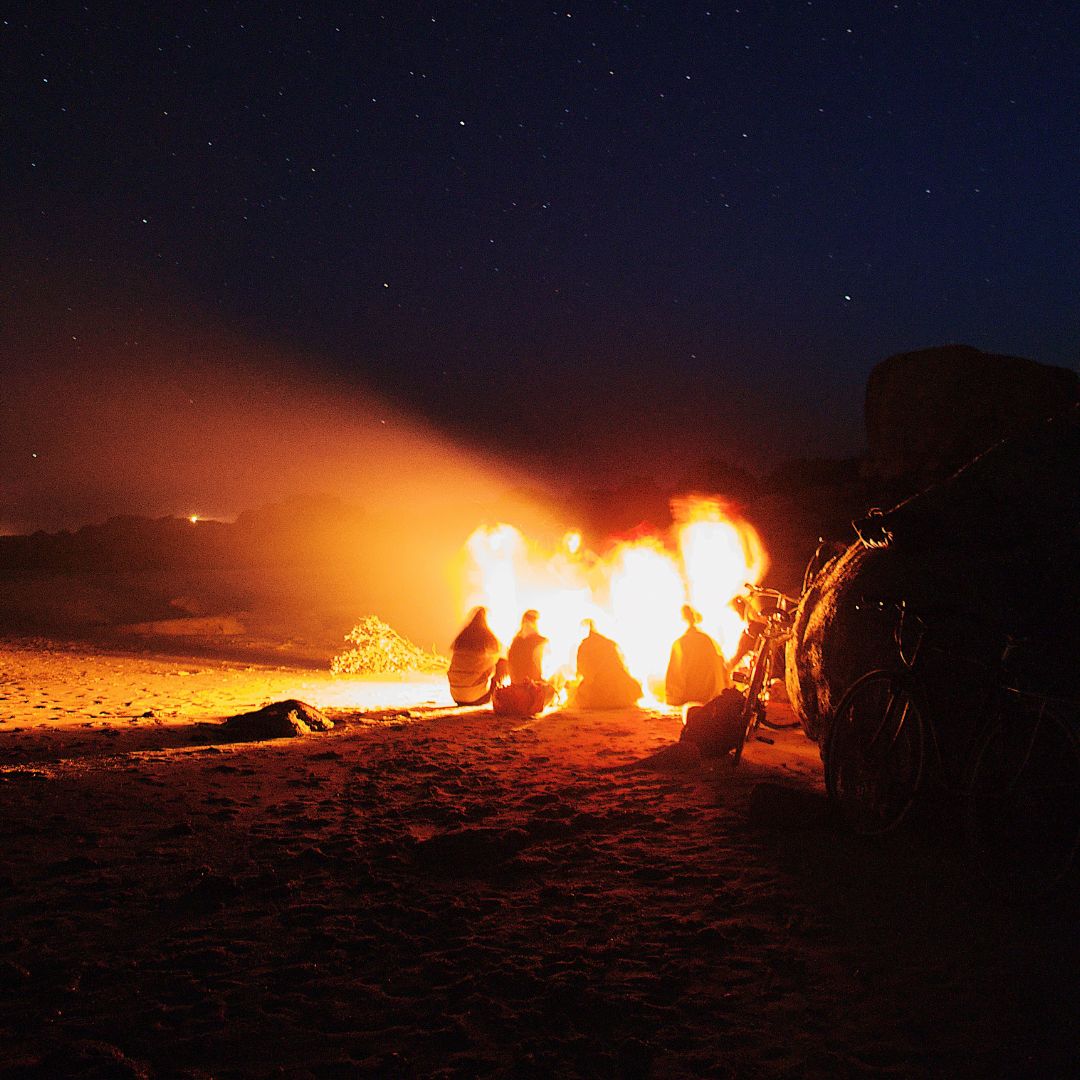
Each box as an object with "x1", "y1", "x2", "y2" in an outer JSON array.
[{"x1": 462, "y1": 496, "x2": 767, "y2": 695}]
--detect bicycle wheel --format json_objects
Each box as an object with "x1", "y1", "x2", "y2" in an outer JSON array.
[
  {"x1": 759, "y1": 676, "x2": 800, "y2": 730},
  {"x1": 963, "y1": 700, "x2": 1080, "y2": 902},
  {"x1": 755, "y1": 646, "x2": 798, "y2": 730},
  {"x1": 825, "y1": 671, "x2": 925, "y2": 835},
  {"x1": 731, "y1": 648, "x2": 769, "y2": 766}
]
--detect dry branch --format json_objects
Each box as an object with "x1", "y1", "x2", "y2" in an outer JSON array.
[{"x1": 330, "y1": 615, "x2": 448, "y2": 675}]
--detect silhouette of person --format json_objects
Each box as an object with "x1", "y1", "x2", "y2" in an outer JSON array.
[
  {"x1": 507, "y1": 609, "x2": 547, "y2": 684},
  {"x1": 571, "y1": 620, "x2": 642, "y2": 709},
  {"x1": 665, "y1": 604, "x2": 728, "y2": 706},
  {"x1": 448, "y1": 607, "x2": 506, "y2": 706},
  {"x1": 496, "y1": 609, "x2": 556, "y2": 715}
]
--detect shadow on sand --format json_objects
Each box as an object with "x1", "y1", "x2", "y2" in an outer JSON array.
[{"x1": 0, "y1": 703, "x2": 531, "y2": 768}]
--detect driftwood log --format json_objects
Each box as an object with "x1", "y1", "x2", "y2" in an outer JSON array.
[{"x1": 787, "y1": 406, "x2": 1080, "y2": 759}]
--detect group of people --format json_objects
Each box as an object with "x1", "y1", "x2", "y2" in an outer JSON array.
[
  {"x1": 447, "y1": 607, "x2": 554, "y2": 716},
  {"x1": 448, "y1": 603, "x2": 734, "y2": 714}
]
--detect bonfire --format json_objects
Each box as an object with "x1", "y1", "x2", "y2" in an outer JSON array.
[
  {"x1": 330, "y1": 615, "x2": 448, "y2": 676},
  {"x1": 461, "y1": 495, "x2": 767, "y2": 696}
]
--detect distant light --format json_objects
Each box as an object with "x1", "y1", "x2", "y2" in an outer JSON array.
[
  {"x1": 564, "y1": 530, "x2": 583, "y2": 556},
  {"x1": 844, "y1": 294, "x2": 852, "y2": 301},
  {"x1": 189, "y1": 514, "x2": 199, "y2": 524}
]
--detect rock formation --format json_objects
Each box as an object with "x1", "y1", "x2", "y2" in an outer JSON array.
[
  {"x1": 221, "y1": 699, "x2": 333, "y2": 740},
  {"x1": 788, "y1": 405, "x2": 1080, "y2": 758},
  {"x1": 863, "y1": 344, "x2": 1077, "y2": 486}
]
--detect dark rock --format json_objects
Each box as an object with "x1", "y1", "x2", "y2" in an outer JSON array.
[
  {"x1": 789, "y1": 406, "x2": 1080, "y2": 752},
  {"x1": 864, "y1": 344, "x2": 1077, "y2": 486},
  {"x1": 220, "y1": 699, "x2": 333, "y2": 740},
  {"x1": 679, "y1": 689, "x2": 744, "y2": 757}
]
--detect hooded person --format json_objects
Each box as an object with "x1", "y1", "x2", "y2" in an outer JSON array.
[
  {"x1": 448, "y1": 607, "x2": 506, "y2": 706},
  {"x1": 571, "y1": 620, "x2": 642, "y2": 709},
  {"x1": 665, "y1": 604, "x2": 728, "y2": 706}
]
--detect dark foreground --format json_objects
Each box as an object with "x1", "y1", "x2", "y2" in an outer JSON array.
[{"x1": 1, "y1": 643, "x2": 1078, "y2": 1079}]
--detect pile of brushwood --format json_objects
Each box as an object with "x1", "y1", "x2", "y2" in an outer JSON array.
[{"x1": 330, "y1": 615, "x2": 448, "y2": 676}]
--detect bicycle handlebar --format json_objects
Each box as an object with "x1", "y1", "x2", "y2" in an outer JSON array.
[{"x1": 744, "y1": 583, "x2": 797, "y2": 606}]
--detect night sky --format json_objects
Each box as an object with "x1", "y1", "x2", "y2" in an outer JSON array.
[{"x1": 4, "y1": 2, "x2": 1080, "y2": 524}]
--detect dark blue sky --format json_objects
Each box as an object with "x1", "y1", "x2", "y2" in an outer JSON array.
[{"x1": 5, "y1": 1, "x2": 1079, "y2": 482}]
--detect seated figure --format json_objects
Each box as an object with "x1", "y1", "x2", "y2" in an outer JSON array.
[
  {"x1": 448, "y1": 607, "x2": 503, "y2": 706},
  {"x1": 571, "y1": 620, "x2": 642, "y2": 709},
  {"x1": 666, "y1": 604, "x2": 728, "y2": 706}
]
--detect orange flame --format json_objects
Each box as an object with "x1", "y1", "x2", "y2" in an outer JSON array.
[{"x1": 461, "y1": 495, "x2": 767, "y2": 696}]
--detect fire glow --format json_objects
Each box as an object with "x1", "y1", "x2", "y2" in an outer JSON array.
[{"x1": 461, "y1": 496, "x2": 767, "y2": 698}]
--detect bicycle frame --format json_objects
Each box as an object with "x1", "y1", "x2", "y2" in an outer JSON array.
[
  {"x1": 731, "y1": 586, "x2": 797, "y2": 765},
  {"x1": 831, "y1": 599, "x2": 1043, "y2": 826}
]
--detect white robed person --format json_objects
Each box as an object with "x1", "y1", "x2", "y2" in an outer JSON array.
[{"x1": 447, "y1": 607, "x2": 506, "y2": 706}]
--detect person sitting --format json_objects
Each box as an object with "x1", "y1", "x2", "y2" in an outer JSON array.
[
  {"x1": 496, "y1": 609, "x2": 556, "y2": 715},
  {"x1": 570, "y1": 620, "x2": 642, "y2": 709},
  {"x1": 507, "y1": 609, "x2": 547, "y2": 683},
  {"x1": 665, "y1": 604, "x2": 728, "y2": 706},
  {"x1": 447, "y1": 607, "x2": 505, "y2": 706}
]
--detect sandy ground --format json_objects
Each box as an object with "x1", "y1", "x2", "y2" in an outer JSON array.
[{"x1": 1, "y1": 636, "x2": 1078, "y2": 1079}]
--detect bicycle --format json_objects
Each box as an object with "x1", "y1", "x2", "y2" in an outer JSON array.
[
  {"x1": 823, "y1": 599, "x2": 1018, "y2": 835},
  {"x1": 826, "y1": 600, "x2": 1080, "y2": 896},
  {"x1": 963, "y1": 688, "x2": 1080, "y2": 901},
  {"x1": 730, "y1": 585, "x2": 798, "y2": 766},
  {"x1": 823, "y1": 599, "x2": 933, "y2": 834}
]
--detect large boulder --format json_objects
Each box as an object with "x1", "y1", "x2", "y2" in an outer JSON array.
[
  {"x1": 788, "y1": 406, "x2": 1080, "y2": 757},
  {"x1": 864, "y1": 345, "x2": 1077, "y2": 485}
]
